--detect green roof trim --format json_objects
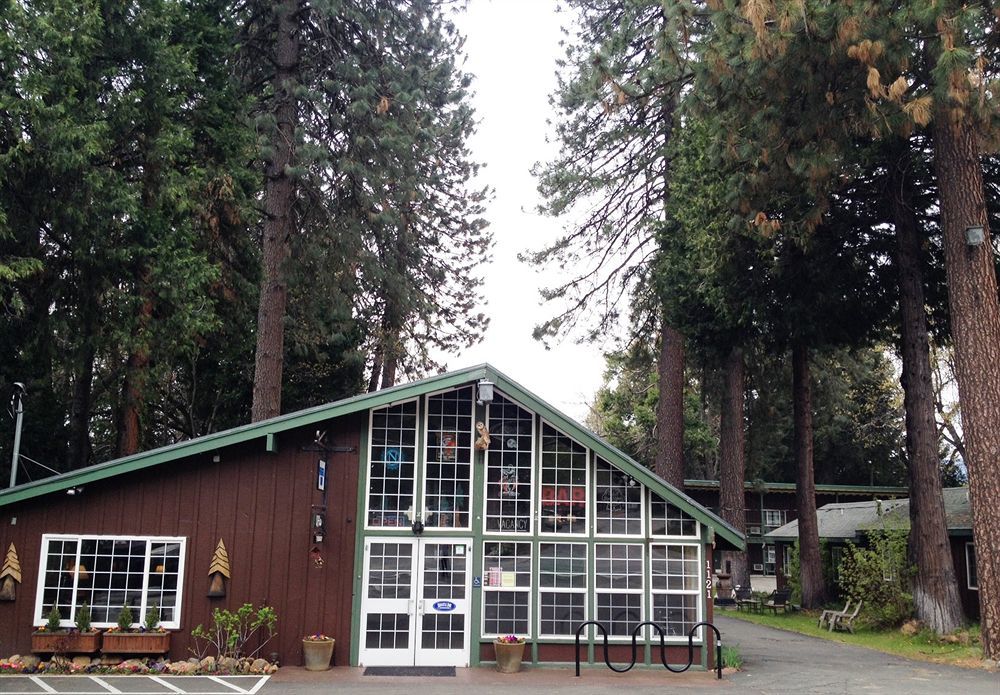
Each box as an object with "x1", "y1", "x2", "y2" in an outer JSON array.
[
  {"x1": 0, "y1": 363, "x2": 744, "y2": 549},
  {"x1": 683, "y1": 480, "x2": 909, "y2": 496}
]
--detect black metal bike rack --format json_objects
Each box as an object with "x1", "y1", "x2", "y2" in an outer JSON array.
[{"x1": 573, "y1": 620, "x2": 723, "y2": 680}]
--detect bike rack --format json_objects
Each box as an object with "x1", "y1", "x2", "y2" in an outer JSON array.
[{"x1": 573, "y1": 620, "x2": 723, "y2": 680}]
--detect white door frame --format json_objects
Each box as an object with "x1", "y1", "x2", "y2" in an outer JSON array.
[{"x1": 360, "y1": 537, "x2": 472, "y2": 667}]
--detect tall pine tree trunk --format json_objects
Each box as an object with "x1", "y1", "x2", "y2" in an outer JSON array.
[
  {"x1": 932, "y1": 113, "x2": 1000, "y2": 658},
  {"x1": 117, "y1": 283, "x2": 152, "y2": 457},
  {"x1": 719, "y1": 345, "x2": 748, "y2": 588},
  {"x1": 889, "y1": 152, "x2": 964, "y2": 634},
  {"x1": 251, "y1": 0, "x2": 299, "y2": 422},
  {"x1": 792, "y1": 343, "x2": 825, "y2": 608},
  {"x1": 66, "y1": 289, "x2": 98, "y2": 470},
  {"x1": 654, "y1": 318, "x2": 685, "y2": 488}
]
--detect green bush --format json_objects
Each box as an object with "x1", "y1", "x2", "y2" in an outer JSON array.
[
  {"x1": 75, "y1": 602, "x2": 92, "y2": 632},
  {"x1": 144, "y1": 602, "x2": 160, "y2": 631},
  {"x1": 117, "y1": 604, "x2": 134, "y2": 631},
  {"x1": 786, "y1": 540, "x2": 802, "y2": 605},
  {"x1": 46, "y1": 605, "x2": 62, "y2": 631},
  {"x1": 190, "y1": 603, "x2": 278, "y2": 660},
  {"x1": 837, "y1": 531, "x2": 913, "y2": 628}
]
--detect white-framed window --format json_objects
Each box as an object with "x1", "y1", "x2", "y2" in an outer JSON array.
[
  {"x1": 538, "y1": 542, "x2": 587, "y2": 637},
  {"x1": 595, "y1": 543, "x2": 643, "y2": 638},
  {"x1": 484, "y1": 392, "x2": 534, "y2": 534},
  {"x1": 539, "y1": 423, "x2": 588, "y2": 535},
  {"x1": 482, "y1": 541, "x2": 531, "y2": 637},
  {"x1": 649, "y1": 492, "x2": 699, "y2": 537},
  {"x1": 966, "y1": 543, "x2": 978, "y2": 590},
  {"x1": 367, "y1": 399, "x2": 418, "y2": 528},
  {"x1": 763, "y1": 509, "x2": 784, "y2": 528},
  {"x1": 650, "y1": 543, "x2": 700, "y2": 639},
  {"x1": 423, "y1": 386, "x2": 474, "y2": 530},
  {"x1": 34, "y1": 535, "x2": 186, "y2": 629},
  {"x1": 594, "y1": 458, "x2": 643, "y2": 536},
  {"x1": 765, "y1": 545, "x2": 776, "y2": 564}
]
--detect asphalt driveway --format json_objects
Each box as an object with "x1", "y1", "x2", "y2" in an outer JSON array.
[{"x1": 717, "y1": 614, "x2": 998, "y2": 694}]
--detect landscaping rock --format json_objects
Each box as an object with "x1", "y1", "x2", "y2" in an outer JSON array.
[
  {"x1": 220, "y1": 656, "x2": 240, "y2": 672},
  {"x1": 71, "y1": 656, "x2": 91, "y2": 669},
  {"x1": 19, "y1": 655, "x2": 40, "y2": 670},
  {"x1": 250, "y1": 658, "x2": 268, "y2": 673},
  {"x1": 100, "y1": 655, "x2": 123, "y2": 666},
  {"x1": 199, "y1": 656, "x2": 216, "y2": 672},
  {"x1": 900, "y1": 619, "x2": 922, "y2": 636},
  {"x1": 8, "y1": 654, "x2": 22, "y2": 664}
]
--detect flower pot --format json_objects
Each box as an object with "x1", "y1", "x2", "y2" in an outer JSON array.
[
  {"x1": 32, "y1": 631, "x2": 102, "y2": 654},
  {"x1": 302, "y1": 638, "x2": 334, "y2": 671},
  {"x1": 102, "y1": 631, "x2": 171, "y2": 655},
  {"x1": 493, "y1": 640, "x2": 526, "y2": 673}
]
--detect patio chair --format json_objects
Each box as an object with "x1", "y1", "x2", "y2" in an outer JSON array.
[
  {"x1": 818, "y1": 600, "x2": 851, "y2": 629},
  {"x1": 763, "y1": 588, "x2": 792, "y2": 614},
  {"x1": 735, "y1": 586, "x2": 759, "y2": 612},
  {"x1": 830, "y1": 600, "x2": 863, "y2": 633}
]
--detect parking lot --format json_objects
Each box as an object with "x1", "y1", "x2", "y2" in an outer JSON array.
[{"x1": 0, "y1": 676, "x2": 268, "y2": 695}]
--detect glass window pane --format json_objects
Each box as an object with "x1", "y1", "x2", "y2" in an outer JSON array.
[
  {"x1": 650, "y1": 493, "x2": 698, "y2": 537},
  {"x1": 539, "y1": 424, "x2": 587, "y2": 534},
  {"x1": 538, "y1": 543, "x2": 587, "y2": 589},
  {"x1": 368, "y1": 401, "x2": 418, "y2": 527},
  {"x1": 484, "y1": 393, "x2": 534, "y2": 533},
  {"x1": 424, "y1": 387, "x2": 474, "y2": 529},
  {"x1": 594, "y1": 458, "x2": 643, "y2": 535}
]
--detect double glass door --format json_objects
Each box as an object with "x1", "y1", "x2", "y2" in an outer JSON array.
[{"x1": 360, "y1": 538, "x2": 471, "y2": 666}]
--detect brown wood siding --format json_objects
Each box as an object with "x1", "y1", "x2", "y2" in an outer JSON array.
[{"x1": 0, "y1": 413, "x2": 363, "y2": 666}]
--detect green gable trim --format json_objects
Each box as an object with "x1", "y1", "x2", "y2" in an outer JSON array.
[
  {"x1": 0, "y1": 363, "x2": 744, "y2": 550},
  {"x1": 0, "y1": 364, "x2": 489, "y2": 508}
]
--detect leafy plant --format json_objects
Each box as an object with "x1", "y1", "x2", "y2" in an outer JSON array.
[
  {"x1": 117, "y1": 605, "x2": 134, "y2": 632},
  {"x1": 721, "y1": 645, "x2": 743, "y2": 670},
  {"x1": 190, "y1": 603, "x2": 277, "y2": 659},
  {"x1": 837, "y1": 531, "x2": 913, "y2": 628},
  {"x1": 786, "y1": 540, "x2": 802, "y2": 605},
  {"x1": 46, "y1": 606, "x2": 62, "y2": 632},
  {"x1": 144, "y1": 603, "x2": 160, "y2": 631},
  {"x1": 75, "y1": 603, "x2": 92, "y2": 633}
]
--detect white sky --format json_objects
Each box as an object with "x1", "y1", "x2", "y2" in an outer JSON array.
[{"x1": 437, "y1": 0, "x2": 610, "y2": 422}]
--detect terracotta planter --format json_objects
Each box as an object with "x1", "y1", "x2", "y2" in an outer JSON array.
[
  {"x1": 493, "y1": 640, "x2": 526, "y2": 673},
  {"x1": 101, "y1": 631, "x2": 171, "y2": 655},
  {"x1": 31, "y1": 631, "x2": 102, "y2": 654},
  {"x1": 302, "y1": 638, "x2": 335, "y2": 671}
]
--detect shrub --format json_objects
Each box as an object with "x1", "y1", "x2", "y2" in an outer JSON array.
[
  {"x1": 144, "y1": 603, "x2": 160, "y2": 631},
  {"x1": 721, "y1": 645, "x2": 743, "y2": 670},
  {"x1": 190, "y1": 603, "x2": 277, "y2": 660},
  {"x1": 785, "y1": 540, "x2": 802, "y2": 605},
  {"x1": 837, "y1": 531, "x2": 913, "y2": 628},
  {"x1": 75, "y1": 603, "x2": 92, "y2": 633},
  {"x1": 117, "y1": 605, "x2": 135, "y2": 631},
  {"x1": 46, "y1": 605, "x2": 62, "y2": 631}
]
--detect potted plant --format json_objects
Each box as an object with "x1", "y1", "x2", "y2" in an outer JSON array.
[
  {"x1": 301, "y1": 633, "x2": 335, "y2": 671},
  {"x1": 101, "y1": 604, "x2": 171, "y2": 655},
  {"x1": 493, "y1": 634, "x2": 526, "y2": 673},
  {"x1": 31, "y1": 604, "x2": 102, "y2": 654}
]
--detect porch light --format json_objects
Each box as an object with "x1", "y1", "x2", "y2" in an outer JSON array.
[
  {"x1": 477, "y1": 379, "x2": 494, "y2": 405},
  {"x1": 965, "y1": 225, "x2": 985, "y2": 247}
]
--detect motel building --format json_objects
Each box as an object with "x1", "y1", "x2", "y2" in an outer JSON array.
[{"x1": 0, "y1": 364, "x2": 743, "y2": 669}]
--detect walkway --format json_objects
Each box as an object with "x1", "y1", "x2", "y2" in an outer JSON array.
[{"x1": 0, "y1": 675, "x2": 268, "y2": 695}]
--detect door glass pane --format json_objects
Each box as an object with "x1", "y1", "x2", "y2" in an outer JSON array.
[
  {"x1": 368, "y1": 542, "x2": 413, "y2": 599},
  {"x1": 485, "y1": 393, "x2": 534, "y2": 533},
  {"x1": 421, "y1": 614, "x2": 465, "y2": 649},
  {"x1": 366, "y1": 613, "x2": 410, "y2": 649},
  {"x1": 369, "y1": 401, "x2": 418, "y2": 527},
  {"x1": 423, "y1": 544, "x2": 466, "y2": 600},
  {"x1": 424, "y1": 387, "x2": 474, "y2": 529}
]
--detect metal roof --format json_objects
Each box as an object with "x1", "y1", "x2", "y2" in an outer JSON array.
[
  {"x1": 765, "y1": 487, "x2": 972, "y2": 542},
  {"x1": 683, "y1": 480, "x2": 909, "y2": 496},
  {"x1": 0, "y1": 363, "x2": 745, "y2": 550}
]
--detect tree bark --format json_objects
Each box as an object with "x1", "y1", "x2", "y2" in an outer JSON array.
[
  {"x1": 66, "y1": 290, "x2": 97, "y2": 470},
  {"x1": 654, "y1": 318, "x2": 685, "y2": 488},
  {"x1": 889, "y1": 152, "x2": 965, "y2": 634},
  {"x1": 792, "y1": 343, "x2": 825, "y2": 608},
  {"x1": 932, "y1": 112, "x2": 1000, "y2": 658},
  {"x1": 117, "y1": 285, "x2": 153, "y2": 457},
  {"x1": 719, "y1": 345, "x2": 749, "y2": 589},
  {"x1": 251, "y1": 0, "x2": 299, "y2": 422}
]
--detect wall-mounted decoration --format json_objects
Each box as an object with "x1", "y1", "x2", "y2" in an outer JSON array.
[
  {"x1": 207, "y1": 538, "x2": 231, "y2": 597},
  {"x1": 474, "y1": 422, "x2": 491, "y2": 450},
  {"x1": 0, "y1": 542, "x2": 20, "y2": 601}
]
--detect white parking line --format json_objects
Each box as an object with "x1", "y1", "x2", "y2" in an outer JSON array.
[
  {"x1": 28, "y1": 676, "x2": 56, "y2": 693},
  {"x1": 146, "y1": 676, "x2": 185, "y2": 693},
  {"x1": 89, "y1": 676, "x2": 121, "y2": 693},
  {"x1": 205, "y1": 677, "x2": 247, "y2": 694}
]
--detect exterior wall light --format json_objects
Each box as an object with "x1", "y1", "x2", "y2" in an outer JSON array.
[
  {"x1": 965, "y1": 225, "x2": 985, "y2": 247},
  {"x1": 477, "y1": 379, "x2": 495, "y2": 405}
]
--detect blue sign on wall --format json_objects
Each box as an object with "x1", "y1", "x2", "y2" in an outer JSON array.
[{"x1": 432, "y1": 601, "x2": 456, "y2": 612}]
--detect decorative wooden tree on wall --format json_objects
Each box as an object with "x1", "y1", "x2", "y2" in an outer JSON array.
[
  {"x1": 0, "y1": 543, "x2": 20, "y2": 601},
  {"x1": 208, "y1": 539, "x2": 231, "y2": 597}
]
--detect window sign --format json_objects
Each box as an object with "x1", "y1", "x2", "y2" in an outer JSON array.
[
  {"x1": 484, "y1": 394, "x2": 534, "y2": 533},
  {"x1": 368, "y1": 401, "x2": 418, "y2": 528},
  {"x1": 539, "y1": 424, "x2": 588, "y2": 535}
]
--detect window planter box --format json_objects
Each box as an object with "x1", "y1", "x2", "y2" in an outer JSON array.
[
  {"x1": 31, "y1": 631, "x2": 102, "y2": 655},
  {"x1": 101, "y1": 631, "x2": 171, "y2": 655}
]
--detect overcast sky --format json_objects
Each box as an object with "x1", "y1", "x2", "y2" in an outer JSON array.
[{"x1": 435, "y1": 0, "x2": 610, "y2": 422}]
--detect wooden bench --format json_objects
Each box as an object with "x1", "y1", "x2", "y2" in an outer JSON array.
[
  {"x1": 818, "y1": 600, "x2": 852, "y2": 629},
  {"x1": 830, "y1": 600, "x2": 863, "y2": 633}
]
